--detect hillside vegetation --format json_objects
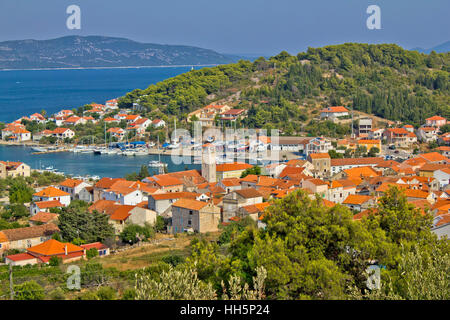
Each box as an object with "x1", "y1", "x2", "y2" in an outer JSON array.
[{"x1": 119, "y1": 43, "x2": 449, "y2": 132}]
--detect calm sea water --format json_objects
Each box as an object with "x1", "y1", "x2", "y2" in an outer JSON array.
[
  {"x1": 0, "y1": 66, "x2": 198, "y2": 123},
  {"x1": 0, "y1": 145, "x2": 200, "y2": 178},
  {"x1": 0, "y1": 66, "x2": 205, "y2": 177}
]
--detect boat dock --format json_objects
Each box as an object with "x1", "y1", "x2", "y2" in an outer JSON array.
[{"x1": 31, "y1": 148, "x2": 72, "y2": 155}]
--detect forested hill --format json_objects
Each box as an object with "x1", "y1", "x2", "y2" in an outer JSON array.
[
  {"x1": 0, "y1": 36, "x2": 237, "y2": 69},
  {"x1": 118, "y1": 43, "x2": 450, "y2": 130}
]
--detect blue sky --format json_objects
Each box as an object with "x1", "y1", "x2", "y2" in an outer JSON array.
[{"x1": 0, "y1": 0, "x2": 448, "y2": 56}]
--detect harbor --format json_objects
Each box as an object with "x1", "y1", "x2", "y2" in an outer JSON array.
[{"x1": 0, "y1": 144, "x2": 201, "y2": 178}]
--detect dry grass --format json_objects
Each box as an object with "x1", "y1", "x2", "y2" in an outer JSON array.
[{"x1": 93, "y1": 232, "x2": 220, "y2": 271}]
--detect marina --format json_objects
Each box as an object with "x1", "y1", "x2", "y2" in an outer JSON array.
[{"x1": 0, "y1": 144, "x2": 201, "y2": 178}]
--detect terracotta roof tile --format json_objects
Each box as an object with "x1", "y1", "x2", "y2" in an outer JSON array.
[
  {"x1": 150, "y1": 192, "x2": 199, "y2": 201},
  {"x1": 59, "y1": 178, "x2": 84, "y2": 188},
  {"x1": 29, "y1": 212, "x2": 59, "y2": 223},
  {"x1": 172, "y1": 198, "x2": 209, "y2": 211},
  {"x1": 308, "y1": 153, "x2": 331, "y2": 159},
  {"x1": 0, "y1": 223, "x2": 59, "y2": 242},
  {"x1": 418, "y1": 152, "x2": 448, "y2": 163},
  {"x1": 343, "y1": 194, "x2": 374, "y2": 205},
  {"x1": 216, "y1": 162, "x2": 253, "y2": 172},
  {"x1": 28, "y1": 239, "x2": 84, "y2": 256},
  {"x1": 5, "y1": 253, "x2": 37, "y2": 262},
  {"x1": 235, "y1": 188, "x2": 262, "y2": 199},
  {"x1": 35, "y1": 200, "x2": 63, "y2": 209},
  {"x1": 34, "y1": 186, "x2": 70, "y2": 198},
  {"x1": 331, "y1": 157, "x2": 384, "y2": 166}
]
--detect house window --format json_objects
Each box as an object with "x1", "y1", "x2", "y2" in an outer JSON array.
[
  {"x1": 189, "y1": 210, "x2": 193, "y2": 215},
  {"x1": 187, "y1": 219, "x2": 192, "y2": 226},
  {"x1": 27, "y1": 240, "x2": 32, "y2": 248},
  {"x1": 0, "y1": 243, "x2": 2, "y2": 248}
]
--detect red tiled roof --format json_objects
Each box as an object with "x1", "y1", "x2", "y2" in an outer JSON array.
[
  {"x1": 59, "y1": 178, "x2": 84, "y2": 188},
  {"x1": 150, "y1": 192, "x2": 199, "y2": 201},
  {"x1": 29, "y1": 212, "x2": 58, "y2": 223},
  {"x1": 404, "y1": 189, "x2": 430, "y2": 199},
  {"x1": 216, "y1": 162, "x2": 253, "y2": 172},
  {"x1": 33, "y1": 187, "x2": 70, "y2": 198},
  {"x1": 95, "y1": 178, "x2": 125, "y2": 189},
  {"x1": 331, "y1": 157, "x2": 384, "y2": 166},
  {"x1": 109, "y1": 205, "x2": 134, "y2": 221},
  {"x1": 172, "y1": 198, "x2": 209, "y2": 211},
  {"x1": 28, "y1": 239, "x2": 84, "y2": 256},
  {"x1": 308, "y1": 153, "x2": 331, "y2": 159},
  {"x1": 235, "y1": 188, "x2": 262, "y2": 199},
  {"x1": 343, "y1": 194, "x2": 374, "y2": 205},
  {"x1": 426, "y1": 116, "x2": 446, "y2": 121},
  {"x1": 353, "y1": 208, "x2": 378, "y2": 220},
  {"x1": 6, "y1": 253, "x2": 37, "y2": 262},
  {"x1": 0, "y1": 224, "x2": 59, "y2": 242},
  {"x1": 418, "y1": 152, "x2": 448, "y2": 163},
  {"x1": 220, "y1": 178, "x2": 241, "y2": 187},
  {"x1": 35, "y1": 200, "x2": 63, "y2": 209},
  {"x1": 279, "y1": 166, "x2": 306, "y2": 178},
  {"x1": 80, "y1": 242, "x2": 108, "y2": 250},
  {"x1": 320, "y1": 106, "x2": 349, "y2": 113}
]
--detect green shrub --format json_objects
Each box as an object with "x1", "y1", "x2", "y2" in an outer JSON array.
[
  {"x1": 86, "y1": 248, "x2": 99, "y2": 259},
  {"x1": 162, "y1": 254, "x2": 185, "y2": 267},
  {"x1": 14, "y1": 281, "x2": 45, "y2": 300}
]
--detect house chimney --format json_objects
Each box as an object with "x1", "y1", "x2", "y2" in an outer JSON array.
[{"x1": 64, "y1": 244, "x2": 68, "y2": 255}]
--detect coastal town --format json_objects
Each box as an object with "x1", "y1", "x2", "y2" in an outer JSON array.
[
  {"x1": 0, "y1": 98, "x2": 449, "y2": 269},
  {"x1": 0, "y1": 37, "x2": 448, "y2": 301}
]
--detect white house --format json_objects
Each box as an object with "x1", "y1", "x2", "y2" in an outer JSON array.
[
  {"x1": 105, "y1": 99, "x2": 119, "y2": 109},
  {"x1": 58, "y1": 179, "x2": 91, "y2": 200},
  {"x1": 152, "y1": 119, "x2": 166, "y2": 128},
  {"x1": 320, "y1": 106, "x2": 349, "y2": 120},
  {"x1": 306, "y1": 137, "x2": 333, "y2": 156},
  {"x1": 102, "y1": 188, "x2": 144, "y2": 206},
  {"x1": 417, "y1": 127, "x2": 439, "y2": 143},
  {"x1": 425, "y1": 116, "x2": 447, "y2": 128},
  {"x1": 434, "y1": 168, "x2": 450, "y2": 189},
  {"x1": 52, "y1": 128, "x2": 75, "y2": 139},
  {"x1": 107, "y1": 127, "x2": 126, "y2": 141},
  {"x1": 32, "y1": 187, "x2": 71, "y2": 207},
  {"x1": 29, "y1": 113, "x2": 46, "y2": 124}
]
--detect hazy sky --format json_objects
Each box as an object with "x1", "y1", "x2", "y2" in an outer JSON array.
[{"x1": 0, "y1": 0, "x2": 448, "y2": 55}]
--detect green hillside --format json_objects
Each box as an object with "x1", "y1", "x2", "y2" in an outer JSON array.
[{"x1": 118, "y1": 43, "x2": 450, "y2": 130}]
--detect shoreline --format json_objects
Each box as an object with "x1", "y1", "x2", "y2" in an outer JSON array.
[
  {"x1": 0, "y1": 142, "x2": 298, "y2": 161},
  {"x1": 0, "y1": 64, "x2": 218, "y2": 72}
]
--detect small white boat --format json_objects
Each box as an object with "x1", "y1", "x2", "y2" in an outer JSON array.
[
  {"x1": 32, "y1": 147, "x2": 47, "y2": 152},
  {"x1": 149, "y1": 160, "x2": 167, "y2": 167},
  {"x1": 78, "y1": 146, "x2": 94, "y2": 153},
  {"x1": 105, "y1": 149, "x2": 118, "y2": 155},
  {"x1": 122, "y1": 149, "x2": 135, "y2": 156},
  {"x1": 134, "y1": 149, "x2": 148, "y2": 156}
]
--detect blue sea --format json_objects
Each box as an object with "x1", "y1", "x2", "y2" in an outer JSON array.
[
  {"x1": 0, "y1": 66, "x2": 203, "y2": 177},
  {"x1": 0, "y1": 145, "x2": 200, "y2": 178},
  {"x1": 0, "y1": 66, "x2": 198, "y2": 123}
]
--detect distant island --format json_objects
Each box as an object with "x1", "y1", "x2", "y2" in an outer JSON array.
[
  {"x1": 0, "y1": 35, "x2": 240, "y2": 70},
  {"x1": 411, "y1": 40, "x2": 450, "y2": 54}
]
